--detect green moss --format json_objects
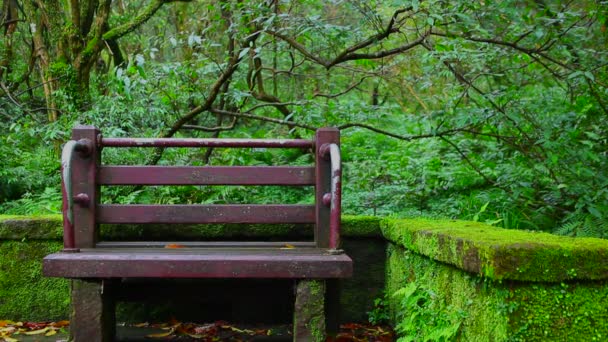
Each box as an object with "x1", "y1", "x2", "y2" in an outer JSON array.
[
  {"x1": 508, "y1": 282, "x2": 608, "y2": 341},
  {"x1": 82, "y1": 36, "x2": 99, "y2": 58},
  {"x1": 0, "y1": 215, "x2": 383, "y2": 241},
  {"x1": 0, "y1": 241, "x2": 69, "y2": 320},
  {"x1": 386, "y1": 244, "x2": 509, "y2": 340},
  {"x1": 0, "y1": 214, "x2": 63, "y2": 240},
  {"x1": 341, "y1": 215, "x2": 383, "y2": 237},
  {"x1": 381, "y1": 218, "x2": 608, "y2": 281},
  {"x1": 305, "y1": 280, "x2": 326, "y2": 342},
  {"x1": 386, "y1": 243, "x2": 608, "y2": 341}
]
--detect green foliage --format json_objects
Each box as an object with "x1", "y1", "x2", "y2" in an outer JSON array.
[
  {"x1": 367, "y1": 293, "x2": 390, "y2": 325},
  {"x1": 2, "y1": 0, "x2": 608, "y2": 239},
  {"x1": 555, "y1": 213, "x2": 608, "y2": 239},
  {"x1": 392, "y1": 283, "x2": 465, "y2": 342}
]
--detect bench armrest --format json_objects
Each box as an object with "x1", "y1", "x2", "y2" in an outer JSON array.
[
  {"x1": 321, "y1": 143, "x2": 342, "y2": 250},
  {"x1": 61, "y1": 139, "x2": 93, "y2": 252}
]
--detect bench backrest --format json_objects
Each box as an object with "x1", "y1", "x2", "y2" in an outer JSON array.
[{"x1": 60, "y1": 125, "x2": 341, "y2": 251}]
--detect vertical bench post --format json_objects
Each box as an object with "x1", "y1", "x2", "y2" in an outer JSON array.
[
  {"x1": 314, "y1": 128, "x2": 340, "y2": 249},
  {"x1": 71, "y1": 125, "x2": 100, "y2": 248},
  {"x1": 69, "y1": 126, "x2": 116, "y2": 340},
  {"x1": 314, "y1": 128, "x2": 342, "y2": 337}
]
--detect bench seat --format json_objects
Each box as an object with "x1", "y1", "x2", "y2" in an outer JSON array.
[{"x1": 43, "y1": 244, "x2": 352, "y2": 279}]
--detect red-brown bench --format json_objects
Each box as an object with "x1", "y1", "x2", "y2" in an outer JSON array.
[{"x1": 43, "y1": 125, "x2": 352, "y2": 341}]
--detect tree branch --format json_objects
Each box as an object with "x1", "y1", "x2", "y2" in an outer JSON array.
[
  {"x1": 439, "y1": 136, "x2": 496, "y2": 186},
  {"x1": 331, "y1": 8, "x2": 410, "y2": 63},
  {"x1": 102, "y1": 0, "x2": 193, "y2": 41},
  {"x1": 209, "y1": 108, "x2": 316, "y2": 131},
  {"x1": 269, "y1": 28, "x2": 429, "y2": 69},
  {"x1": 314, "y1": 76, "x2": 369, "y2": 98},
  {"x1": 267, "y1": 30, "x2": 331, "y2": 67},
  {"x1": 182, "y1": 116, "x2": 237, "y2": 132},
  {"x1": 430, "y1": 30, "x2": 573, "y2": 71}
]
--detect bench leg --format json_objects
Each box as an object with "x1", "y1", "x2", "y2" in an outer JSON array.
[
  {"x1": 70, "y1": 279, "x2": 115, "y2": 342},
  {"x1": 325, "y1": 279, "x2": 341, "y2": 338},
  {"x1": 293, "y1": 280, "x2": 326, "y2": 342}
]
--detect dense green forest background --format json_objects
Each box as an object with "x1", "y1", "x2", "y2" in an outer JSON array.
[{"x1": 1, "y1": 0, "x2": 607, "y2": 237}]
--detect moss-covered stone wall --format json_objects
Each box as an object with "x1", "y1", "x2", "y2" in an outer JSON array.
[
  {"x1": 4, "y1": 213, "x2": 608, "y2": 341},
  {"x1": 0, "y1": 241, "x2": 69, "y2": 321},
  {"x1": 384, "y1": 219, "x2": 608, "y2": 341},
  {"x1": 381, "y1": 218, "x2": 608, "y2": 282}
]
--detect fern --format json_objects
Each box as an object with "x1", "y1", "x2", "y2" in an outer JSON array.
[{"x1": 555, "y1": 213, "x2": 608, "y2": 239}]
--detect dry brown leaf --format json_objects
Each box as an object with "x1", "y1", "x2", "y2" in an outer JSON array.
[
  {"x1": 165, "y1": 243, "x2": 186, "y2": 249},
  {"x1": 0, "y1": 321, "x2": 12, "y2": 328},
  {"x1": 51, "y1": 320, "x2": 69, "y2": 328}
]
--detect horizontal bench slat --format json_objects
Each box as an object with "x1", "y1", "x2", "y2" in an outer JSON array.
[
  {"x1": 97, "y1": 204, "x2": 316, "y2": 224},
  {"x1": 101, "y1": 138, "x2": 314, "y2": 148},
  {"x1": 43, "y1": 249, "x2": 353, "y2": 278},
  {"x1": 98, "y1": 166, "x2": 315, "y2": 185},
  {"x1": 96, "y1": 241, "x2": 316, "y2": 248}
]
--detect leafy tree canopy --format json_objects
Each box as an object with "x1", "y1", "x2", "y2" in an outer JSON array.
[{"x1": 1, "y1": 0, "x2": 607, "y2": 237}]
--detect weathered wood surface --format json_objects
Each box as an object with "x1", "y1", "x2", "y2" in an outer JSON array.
[
  {"x1": 97, "y1": 204, "x2": 316, "y2": 224},
  {"x1": 98, "y1": 166, "x2": 315, "y2": 185},
  {"x1": 101, "y1": 137, "x2": 314, "y2": 148},
  {"x1": 96, "y1": 241, "x2": 316, "y2": 248},
  {"x1": 44, "y1": 247, "x2": 353, "y2": 278}
]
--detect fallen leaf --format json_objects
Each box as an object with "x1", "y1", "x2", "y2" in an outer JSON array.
[
  {"x1": 146, "y1": 328, "x2": 175, "y2": 338},
  {"x1": 24, "y1": 327, "x2": 49, "y2": 335},
  {"x1": 45, "y1": 329, "x2": 57, "y2": 337},
  {"x1": 193, "y1": 323, "x2": 216, "y2": 334},
  {"x1": 51, "y1": 320, "x2": 70, "y2": 328},
  {"x1": 0, "y1": 321, "x2": 13, "y2": 328},
  {"x1": 340, "y1": 323, "x2": 363, "y2": 330},
  {"x1": 280, "y1": 243, "x2": 296, "y2": 250},
  {"x1": 165, "y1": 244, "x2": 186, "y2": 249},
  {"x1": 2, "y1": 336, "x2": 19, "y2": 342},
  {"x1": 186, "y1": 333, "x2": 205, "y2": 338},
  {"x1": 24, "y1": 322, "x2": 48, "y2": 330},
  {"x1": 133, "y1": 322, "x2": 149, "y2": 328},
  {"x1": 0, "y1": 327, "x2": 16, "y2": 334}
]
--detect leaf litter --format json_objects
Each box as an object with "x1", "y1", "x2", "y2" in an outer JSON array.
[
  {"x1": 0, "y1": 319, "x2": 394, "y2": 341},
  {"x1": 0, "y1": 320, "x2": 69, "y2": 341}
]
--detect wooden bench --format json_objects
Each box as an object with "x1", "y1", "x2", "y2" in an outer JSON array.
[{"x1": 43, "y1": 125, "x2": 352, "y2": 341}]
